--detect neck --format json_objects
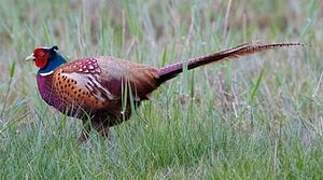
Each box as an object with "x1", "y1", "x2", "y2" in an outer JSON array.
[{"x1": 38, "y1": 53, "x2": 66, "y2": 76}]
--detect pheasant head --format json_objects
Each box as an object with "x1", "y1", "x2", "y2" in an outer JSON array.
[{"x1": 25, "y1": 46, "x2": 66, "y2": 75}]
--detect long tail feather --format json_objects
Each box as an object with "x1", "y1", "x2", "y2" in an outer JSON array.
[{"x1": 157, "y1": 42, "x2": 303, "y2": 84}]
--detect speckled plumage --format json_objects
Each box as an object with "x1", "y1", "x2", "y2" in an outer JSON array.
[
  {"x1": 37, "y1": 56, "x2": 159, "y2": 127},
  {"x1": 27, "y1": 42, "x2": 302, "y2": 143}
]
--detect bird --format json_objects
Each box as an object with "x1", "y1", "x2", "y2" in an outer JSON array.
[{"x1": 25, "y1": 42, "x2": 302, "y2": 143}]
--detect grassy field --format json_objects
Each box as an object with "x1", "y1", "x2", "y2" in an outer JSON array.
[{"x1": 0, "y1": 0, "x2": 322, "y2": 179}]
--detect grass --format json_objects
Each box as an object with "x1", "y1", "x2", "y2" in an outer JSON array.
[{"x1": 0, "y1": 0, "x2": 322, "y2": 179}]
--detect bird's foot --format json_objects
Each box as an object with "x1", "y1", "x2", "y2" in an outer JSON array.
[{"x1": 77, "y1": 130, "x2": 90, "y2": 145}]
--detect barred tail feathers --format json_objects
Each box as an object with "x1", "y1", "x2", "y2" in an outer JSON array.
[{"x1": 157, "y1": 42, "x2": 303, "y2": 84}]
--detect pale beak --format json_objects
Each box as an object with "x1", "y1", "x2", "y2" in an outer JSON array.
[{"x1": 25, "y1": 53, "x2": 35, "y2": 61}]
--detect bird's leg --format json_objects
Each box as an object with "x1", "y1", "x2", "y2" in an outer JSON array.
[
  {"x1": 77, "y1": 119, "x2": 92, "y2": 144},
  {"x1": 99, "y1": 126, "x2": 109, "y2": 139},
  {"x1": 92, "y1": 121, "x2": 110, "y2": 139}
]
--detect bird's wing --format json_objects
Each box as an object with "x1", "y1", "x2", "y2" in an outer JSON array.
[
  {"x1": 52, "y1": 57, "x2": 159, "y2": 111},
  {"x1": 52, "y1": 57, "x2": 117, "y2": 110},
  {"x1": 95, "y1": 56, "x2": 160, "y2": 100}
]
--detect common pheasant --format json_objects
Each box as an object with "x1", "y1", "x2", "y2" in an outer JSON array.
[{"x1": 25, "y1": 42, "x2": 302, "y2": 143}]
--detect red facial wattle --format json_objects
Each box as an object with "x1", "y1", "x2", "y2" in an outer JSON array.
[
  {"x1": 35, "y1": 58, "x2": 48, "y2": 68},
  {"x1": 33, "y1": 48, "x2": 50, "y2": 69}
]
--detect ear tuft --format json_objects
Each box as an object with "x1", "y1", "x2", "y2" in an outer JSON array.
[{"x1": 51, "y1": 45, "x2": 59, "y2": 51}]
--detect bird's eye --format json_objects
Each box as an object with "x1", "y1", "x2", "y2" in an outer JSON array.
[{"x1": 38, "y1": 51, "x2": 45, "y2": 57}]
